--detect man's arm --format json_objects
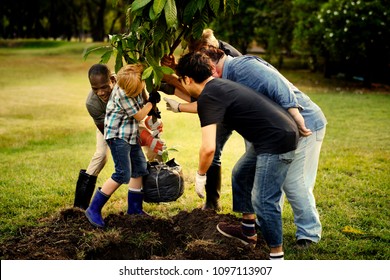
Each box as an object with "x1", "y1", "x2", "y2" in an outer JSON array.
[
  {"x1": 198, "y1": 124, "x2": 217, "y2": 174},
  {"x1": 179, "y1": 102, "x2": 197, "y2": 113},
  {"x1": 287, "y1": 107, "x2": 312, "y2": 137},
  {"x1": 86, "y1": 100, "x2": 106, "y2": 134},
  {"x1": 162, "y1": 74, "x2": 192, "y2": 102},
  {"x1": 174, "y1": 88, "x2": 192, "y2": 102},
  {"x1": 194, "y1": 124, "x2": 217, "y2": 198}
]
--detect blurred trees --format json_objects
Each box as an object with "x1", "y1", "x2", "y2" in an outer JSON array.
[
  {"x1": 1, "y1": 0, "x2": 389, "y2": 84},
  {"x1": 0, "y1": 0, "x2": 126, "y2": 41},
  {"x1": 210, "y1": 1, "x2": 259, "y2": 55},
  {"x1": 291, "y1": 0, "x2": 328, "y2": 72},
  {"x1": 315, "y1": 0, "x2": 390, "y2": 85},
  {"x1": 255, "y1": 0, "x2": 295, "y2": 68},
  {"x1": 211, "y1": 0, "x2": 390, "y2": 85}
]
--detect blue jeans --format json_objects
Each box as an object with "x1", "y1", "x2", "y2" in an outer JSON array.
[
  {"x1": 281, "y1": 126, "x2": 326, "y2": 242},
  {"x1": 212, "y1": 123, "x2": 233, "y2": 166},
  {"x1": 232, "y1": 143, "x2": 295, "y2": 248},
  {"x1": 106, "y1": 138, "x2": 148, "y2": 184}
]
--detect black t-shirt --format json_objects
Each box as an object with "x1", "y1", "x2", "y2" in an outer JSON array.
[{"x1": 197, "y1": 79, "x2": 299, "y2": 154}]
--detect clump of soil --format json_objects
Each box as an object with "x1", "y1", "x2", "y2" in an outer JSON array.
[{"x1": 0, "y1": 208, "x2": 269, "y2": 260}]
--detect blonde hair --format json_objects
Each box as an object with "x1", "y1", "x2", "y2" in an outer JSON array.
[
  {"x1": 117, "y1": 64, "x2": 145, "y2": 98},
  {"x1": 202, "y1": 29, "x2": 219, "y2": 47},
  {"x1": 188, "y1": 28, "x2": 219, "y2": 52}
]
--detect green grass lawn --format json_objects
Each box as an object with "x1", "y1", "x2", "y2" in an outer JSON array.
[{"x1": 0, "y1": 40, "x2": 389, "y2": 260}]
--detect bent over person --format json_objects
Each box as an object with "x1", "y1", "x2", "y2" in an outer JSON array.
[
  {"x1": 199, "y1": 46, "x2": 327, "y2": 247},
  {"x1": 73, "y1": 64, "x2": 115, "y2": 210},
  {"x1": 175, "y1": 52, "x2": 299, "y2": 260},
  {"x1": 165, "y1": 46, "x2": 326, "y2": 247}
]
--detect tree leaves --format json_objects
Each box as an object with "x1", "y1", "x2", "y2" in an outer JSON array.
[
  {"x1": 131, "y1": 0, "x2": 153, "y2": 13},
  {"x1": 142, "y1": 66, "x2": 154, "y2": 80},
  {"x1": 100, "y1": 49, "x2": 113, "y2": 64},
  {"x1": 183, "y1": 1, "x2": 198, "y2": 24},
  {"x1": 153, "y1": 0, "x2": 167, "y2": 16},
  {"x1": 164, "y1": 0, "x2": 177, "y2": 28},
  {"x1": 208, "y1": 0, "x2": 220, "y2": 16},
  {"x1": 192, "y1": 8, "x2": 209, "y2": 39},
  {"x1": 90, "y1": 0, "x2": 240, "y2": 89}
]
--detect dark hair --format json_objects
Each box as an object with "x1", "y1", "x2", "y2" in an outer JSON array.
[
  {"x1": 88, "y1": 64, "x2": 111, "y2": 80},
  {"x1": 176, "y1": 52, "x2": 213, "y2": 83},
  {"x1": 199, "y1": 45, "x2": 225, "y2": 64}
]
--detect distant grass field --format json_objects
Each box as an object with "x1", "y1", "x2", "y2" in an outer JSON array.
[{"x1": 0, "y1": 40, "x2": 389, "y2": 260}]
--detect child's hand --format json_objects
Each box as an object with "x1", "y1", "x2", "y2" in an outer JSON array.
[
  {"x1": 145, "y1": 116, "x2": 163, "y2": 137},
  {"x1": 139, "y1": 129, "x2": 166, "y2": 154}
]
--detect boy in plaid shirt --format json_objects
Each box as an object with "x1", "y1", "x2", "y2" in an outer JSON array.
[{"x1": 86, "y1": 64, "x2": 162, "y2": 228}]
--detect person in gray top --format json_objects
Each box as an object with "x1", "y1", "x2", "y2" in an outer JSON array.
[{"x1": 73, "y1": 64, "x2": 115, "y2": 210}]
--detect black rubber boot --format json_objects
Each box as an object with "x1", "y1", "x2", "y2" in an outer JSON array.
[
  {"x1": 73, "y1": 169, "x2": 97, "y2": 210},
  {"x1": 203, "y1": 165, "x2": 222, "y2": 211}
]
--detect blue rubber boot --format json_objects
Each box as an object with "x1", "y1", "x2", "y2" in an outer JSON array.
[
  {"x1": 85, "y1": 188, "x2": 110, "y2": 228},
  {"x1": 127, "y1": 190, "x2": 149, "y2": 216}
]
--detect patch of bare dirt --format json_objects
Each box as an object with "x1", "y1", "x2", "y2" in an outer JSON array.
[{"x1": 0, "y1": 208, "x2": 269, "y2": 260}]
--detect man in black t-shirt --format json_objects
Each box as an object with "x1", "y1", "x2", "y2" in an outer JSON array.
[{"x1": 175, "y1": 52, "x2": 299, "y2": 260}]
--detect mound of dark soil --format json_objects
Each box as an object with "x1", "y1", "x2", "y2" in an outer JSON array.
[{"x1": 0, "y1": 208, "x2": 269, "y2": 260}]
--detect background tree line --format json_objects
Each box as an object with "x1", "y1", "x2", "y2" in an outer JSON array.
[
  {"x1": 0, "y1": 0, "x2": 127, "y2": 41},
  {"x1": 1, "y1": 0, "x2": 389, "y2": 85}
]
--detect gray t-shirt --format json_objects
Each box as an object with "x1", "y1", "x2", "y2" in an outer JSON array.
[{"x1": 85, "y1": 91, "x2": 107, "y2": 126}]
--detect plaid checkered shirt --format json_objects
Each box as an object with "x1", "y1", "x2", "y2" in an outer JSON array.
[{"x1": 104, "y1": 85, "x2": 144, "y2": 144}]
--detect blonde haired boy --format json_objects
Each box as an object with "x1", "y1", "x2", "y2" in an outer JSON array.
[{"x1": 86, "y1": 64, "x2": 162, "y2": 228}]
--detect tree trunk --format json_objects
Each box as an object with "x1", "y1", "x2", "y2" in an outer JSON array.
[{"x1": 86, "y1": 0, "x2": 107, "y2": 42}]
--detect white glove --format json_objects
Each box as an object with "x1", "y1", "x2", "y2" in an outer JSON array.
[
  {"x1": 164, "y1": 97, "x2": 181, "y2": 113},
  {"x1": 195, "y1": 172, "x2": 207, "y2": 198}
]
